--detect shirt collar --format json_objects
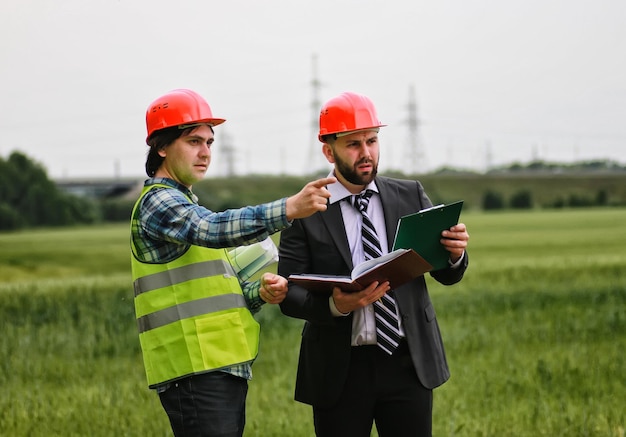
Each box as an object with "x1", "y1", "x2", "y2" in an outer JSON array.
[
  {"x1": 326, "y1": 171, "x2": 379, "y2": 205},
  {"x1": 145, "y1": 177, "x2": 198, "y2": 203}
]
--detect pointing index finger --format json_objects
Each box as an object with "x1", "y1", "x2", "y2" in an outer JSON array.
[{"x1": 312, "y1": 177, "x2": 337, "y2": 188}]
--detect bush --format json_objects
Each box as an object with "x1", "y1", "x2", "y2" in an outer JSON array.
[
  {"x1": 510, "y1": 190, "x2": 533, "y2": 209},
  {"x1": 568, "y1": 194, "x2": 594, "y2": 207},
  {"x1": 482, "y1": 190, "x2": 505, "y2": 210},
  {"x1": 99, "y1": 199, "x2": 135, "y2": 222},
  {"x1": 595, "y1": 189, "x2": 608, "y2": 206},
  {"x1": 0, "y1": 202, "x2": 22, "y2": 230}
]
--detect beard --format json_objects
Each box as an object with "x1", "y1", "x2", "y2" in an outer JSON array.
[{"x1": 334, "y1": 154, "x2": 378, "y2": 186}]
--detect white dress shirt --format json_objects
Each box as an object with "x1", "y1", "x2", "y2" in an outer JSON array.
[{"x1": 325, "y1": 175, "x2": 402, "y2": 346}]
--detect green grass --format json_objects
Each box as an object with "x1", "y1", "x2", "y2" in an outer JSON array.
[
  {"x1": 0, "y1": 208, "x2": 624, "y2": 436},
  {"x1": 0, "y1": 224, "x2": 130, "y2": 282}
]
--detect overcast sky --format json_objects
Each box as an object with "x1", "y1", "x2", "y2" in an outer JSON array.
[{"x1": 1, "y1": 0, "x2": 624, "y2": 179}]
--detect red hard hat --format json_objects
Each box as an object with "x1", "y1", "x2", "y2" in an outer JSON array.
[
  {"x1": 318, "y1": 92, "x2": 386, "y2": 142},
  {"x1": 145, "y1": 89, "x2": 226, "y2": 141}
]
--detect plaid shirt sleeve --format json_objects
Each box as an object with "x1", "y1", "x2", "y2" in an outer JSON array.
[
  {"x1": 140, "y1": 186, "x2": 289, "y2": 252},
  {"x1": 241, "y1": 280, "x2": 264, "y2": 314}
]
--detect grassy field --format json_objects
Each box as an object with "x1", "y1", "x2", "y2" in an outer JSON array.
[{"x1": 0, "y1": 208, "x2": 624, "y2": 436}]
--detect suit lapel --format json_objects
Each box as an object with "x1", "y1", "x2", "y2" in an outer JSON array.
[
  {"x1": 377, "y1": 177, "x2": 402, "y2": 252},
  {"x1": 320, "y1": 200, "x2": 354, "y2": 270}
]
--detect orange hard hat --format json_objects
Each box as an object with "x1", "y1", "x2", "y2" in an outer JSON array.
[
  {"x1": 318, "y1": 92, "x2": 386, "y2": 142},
  {"x1": 145, "y1": 89, "x2": 226, "y2": 141}
]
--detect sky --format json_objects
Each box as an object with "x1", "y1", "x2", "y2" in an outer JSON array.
[{"x1": 1, "y1": 0, "x2": 625, "y2": 180}]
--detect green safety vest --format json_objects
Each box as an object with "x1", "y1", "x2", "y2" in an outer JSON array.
[{"x1": 130, "y1": 184, "x2": 260, "y2": 388}]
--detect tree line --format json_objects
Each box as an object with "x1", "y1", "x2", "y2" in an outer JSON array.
[
  {"x1": 0, "y1": 152, "x2": 98, "y2": 230},
  {"x1": 1, "y1": 151, "x2": 625, "y2": 231}
]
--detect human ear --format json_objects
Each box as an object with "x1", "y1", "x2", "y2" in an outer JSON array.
[{"x1": 322, "y1": 143, "x2": 335, "y2": 164}]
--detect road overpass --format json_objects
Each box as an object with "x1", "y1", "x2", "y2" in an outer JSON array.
[{"x1": 54, "y1": 177, "x2": 144, "y2": 199}]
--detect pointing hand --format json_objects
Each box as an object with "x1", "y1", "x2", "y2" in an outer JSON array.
[{"x1": 286, "y1": 177, "x2": 337, "y2": 220}]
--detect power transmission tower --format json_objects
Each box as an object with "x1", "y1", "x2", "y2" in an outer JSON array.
[
  {"x1": 220, "y1": 131, "x2": 236, "y2": 177},
  {"x1": 307, "y1": 53, "x2": 324, "y2": 174},
  {"x1": 485, "y1": 139, "x2": 493, "y2": 173},
  {"x1": 406, "y1": 84, "x2": 426, "y2": 174}
]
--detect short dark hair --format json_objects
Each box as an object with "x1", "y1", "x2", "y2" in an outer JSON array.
[
  {"x1": 144, "y1": 125, "x2": 214, "y2": 177},
  {"x1": 320, "y1": 134, "x2": 337, "y2": 144}
]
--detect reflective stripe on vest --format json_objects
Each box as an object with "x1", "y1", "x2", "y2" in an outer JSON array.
[
  {"x1": 136, "y1": 293, "x2": 247, "y2": 333},
  {"x1": 130, "y1": 184, "x2": 260, "y2": 388},
  {"x1": 134, "y1": 259, "x2": 235, "y2": 297}
]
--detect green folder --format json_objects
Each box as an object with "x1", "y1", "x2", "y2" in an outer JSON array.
[{"x1": 392, "y1": 200, "x2": 464, "y2": 271}]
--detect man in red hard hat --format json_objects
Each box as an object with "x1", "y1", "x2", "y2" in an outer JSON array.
[
  {"x1": 130, "y1": 88, "x2": 336, "y2": 437},
  {"x1": 279, "y1": 91, "x2": 470, "y2": 436}
]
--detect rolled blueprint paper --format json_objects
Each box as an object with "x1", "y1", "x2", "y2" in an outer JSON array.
[{"x1": 228, "y1": 237, "x2": 278, "y2": 281}]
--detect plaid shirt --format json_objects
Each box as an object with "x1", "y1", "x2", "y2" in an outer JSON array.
[{"x1": 131, "y1": 177, "x2": 290, "y2": 388}]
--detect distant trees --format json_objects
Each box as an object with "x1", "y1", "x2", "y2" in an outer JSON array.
[
  {"x1": 481, "y1": 188, "x2": 613, "y2": 211},
  {"x1": 487, "y1": 159, "x2": 626, "y2": 174},
  {"x1": 482, "y1": 190, "x2": 505, "y2": 210},
  {"x1": 510, "y1": 190, "x2": 533, "y2": 209},
  {"x1": 0, "y1": 152, "x2": 98, "y2": 230},
  {"x1": 0, "y1": 151, "x2": 623, "y2": 231},
  {"x1": 480, "y1": 189, "x2": 533, "y2": 210}
]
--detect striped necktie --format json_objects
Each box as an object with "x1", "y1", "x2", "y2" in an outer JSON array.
[{"x1": 354, "y1": 190, "x2": 402, "y2": 354}]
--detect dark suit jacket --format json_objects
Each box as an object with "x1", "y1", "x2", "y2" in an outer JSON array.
[{"x1": 278, "y1": 176, "x2": 468, "y2": 408}]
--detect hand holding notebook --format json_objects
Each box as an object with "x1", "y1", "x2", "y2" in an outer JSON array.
[{"x1": 288, "y1": 248, "x2": 432, "y2": 293}]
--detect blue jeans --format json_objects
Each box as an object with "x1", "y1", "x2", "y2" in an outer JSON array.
[{"x1": 158, "y1": 372, "x2": 248, "y2": 437}]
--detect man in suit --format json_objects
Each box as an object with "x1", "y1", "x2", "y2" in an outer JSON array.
[{"x1": 278, "y1": 91, "x2": 470, "y2": 437}]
